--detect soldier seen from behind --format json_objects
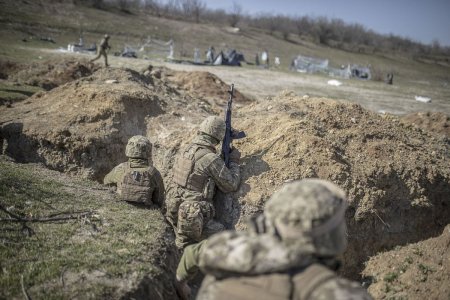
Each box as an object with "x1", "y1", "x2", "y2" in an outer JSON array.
[
  {"x1": 166, "y1": 116, "x2": 241, "y2": 249},
  {"x1": 175, "y1": 179, "x2": 372, "y2": 300},
  {"x1": 104, "y1": 135, "x2": 165, "y2": 209},
  {"x1": 90, "y1": 34, "x2": 111, "y2": 67}
]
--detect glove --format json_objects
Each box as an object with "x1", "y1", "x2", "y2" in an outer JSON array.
[{"x1": 229, "y1": 147, "x2": 241, "y2": 164}]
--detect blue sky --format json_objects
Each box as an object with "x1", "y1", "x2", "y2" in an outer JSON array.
[{"x1": 201, "y1": 0, "x2": 450, "y2": 46}]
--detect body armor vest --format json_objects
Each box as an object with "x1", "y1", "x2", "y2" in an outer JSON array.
[
  {"x1": 118, "y1": 163, "x2": 156, "y2": 204},
  {"x1": 173, "y1": 144, "x2": 214, "y2": 193},
  {"x1": 200, "y1": 264, "x2": 336, "y2": 300}
]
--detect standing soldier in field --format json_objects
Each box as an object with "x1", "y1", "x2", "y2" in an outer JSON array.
[
  {"x1": 90, "y1": 34, "x2": 111, "y2": 67},
  {"x1": 166, "y1": 116, "x2": 241, "y2": 249},
  {"x1": 104, "y1": 135, "x2": 165, "y2": 209},
  {"x1": 175, "y1": 179, "x2": 372, "y2": 300}
]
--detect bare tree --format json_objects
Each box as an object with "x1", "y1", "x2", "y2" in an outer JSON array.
[
  {"x1": 180, "y1": 0, "x2": 205, "y2": 23},
  {"x1": 203, "y1": 8, "x2": 228, "y2": 24},
  {"x1": 228, "y1": 1, "x2": 242, "y2": 27},
  {"x1": 295, "y1": 16, "x2": 312, "y2": 37},
  {"x1": 431, "y1": 39, "x2": 441, "y2": 53},
  {"x1": 116, "y1": 0, "x2": 139, "y2": 12},
  {"x1": 141, "y1": 0, "x2": 163, "y2": 16},
  {"x1": 92, "y1": 0, "x2": 103, "y2": 9}
]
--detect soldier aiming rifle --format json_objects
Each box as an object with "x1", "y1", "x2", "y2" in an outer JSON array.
[{"x1": 165, "y1": 84, "x2": 245, "y2": 249}]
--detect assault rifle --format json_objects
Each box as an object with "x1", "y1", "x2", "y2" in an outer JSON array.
[{"x1": 222, "y1": 84, "x2": 246, "y2": 167}]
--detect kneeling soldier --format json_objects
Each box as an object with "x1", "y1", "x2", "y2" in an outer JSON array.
[{"x1": 104, "y1": 135, "x2": 165, "y2": 208}]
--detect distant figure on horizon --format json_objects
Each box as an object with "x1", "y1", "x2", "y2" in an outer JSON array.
[
  {"x1": 274, "y1": 56, "x2": 280, "y2": 67},
  {"x1": 90, "y1": 34, "x2": 111, "y2": 67},
  {"x1": 261, "y1": 49, "x2": 269, "y2": 68}
]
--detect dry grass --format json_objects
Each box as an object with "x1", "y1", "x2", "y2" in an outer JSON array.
[{"x1": 0, "y1": 156, "x2": 174, "y2": 299}]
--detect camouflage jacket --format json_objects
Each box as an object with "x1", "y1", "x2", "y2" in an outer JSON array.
[
  {"x1": 196, "y1": 230, "x2": 372, "y2": 300},
  {"x1": 104, "y1": 158, "x2": 165, "y2": 208},
  {"x1": 99, "y1": 38, "x2": 110, "y2": 51},
  {"x1": 166, "y1": 134, "x2": 240, "y2": 226}
]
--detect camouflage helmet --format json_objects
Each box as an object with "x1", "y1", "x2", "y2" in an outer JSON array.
[
  {"x1": 199, "y1": 116, "x2": 226, "y2": 141},
  {"x1": 104, "y1": 34, "x2": 110, "y2": 39},
  {"x1": 264, "y1": 179, "x2": 348, "y2": 257},
  {"x1": 125, "y1": 135, "x2": 152, "y2": 159}
]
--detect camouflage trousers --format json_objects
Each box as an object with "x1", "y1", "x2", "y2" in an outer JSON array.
[
  {"x1": 176, "y1": 200, "x2": 224, "y2": 249},
  {"x1": 90, "y1": 49, "x2": 108, "y2": 66}
]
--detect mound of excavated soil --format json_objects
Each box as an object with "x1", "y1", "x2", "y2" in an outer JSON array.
[
  {"x1": 164, "y1": 69, "x2": 252, "y2": 104},
  {"x1": 0, "y1": 63, "x2": 251, "y2": 181},
  {"x1": 363, "y1": 225, "x2": 450, "y2": 300},
  {"x1": 229, "y1": 91, "x2": 450, "y2": 279},
  {"x1": 7, "y1": 58, "x2": 98, "y2": 90},
  {"x1": 0, "y1": 67, "x2": 170, "y2": 180},
  {"x1": 401, "y1": 111, "x2": 450, "y2": 137},
  {"x1": 146, "y1": 90, "x2": 450, "y2": 284}
]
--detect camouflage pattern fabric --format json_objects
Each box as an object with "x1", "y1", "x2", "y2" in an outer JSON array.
[
  {"x1": 197, "y1": 263, "x2": 372, "y2": 300},
  {"x1": 193, "y1": 179, "x2": 372, "y2": 299},
  {"x1": 196, "y1": 228, "x2": 371, "y2": 300},
  {"x1": 198, "y1": 230, "x2": 312, "y2": 278},
  {"x1": 175, "y1": 200, "x2": 224, "y2": 248},
  {"x1": 103, "y1": 158, "x2": 165, "y2": 208},
  {"x1": 125, "y1": 135, "x2": 151, "y2": 159},
  {"x1": 166, "y1": 133, "x2": 240, "y2": 248},
  {"x1": 264, "y1": 179, "x2": 348, "y2": 257},
  {"x1": 306, "y1": 273, "x2": 373, "y2": 300}
]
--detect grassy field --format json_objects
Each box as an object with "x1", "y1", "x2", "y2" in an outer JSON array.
[
  {"x1": 0, "y1": 82, "x2": 43, "y2": 105},
  {"x1": 1, "y1": 0, "x2": 449, "y2": 77},
  {"x1": 0, "y1": 156, "x2": 175, "y2": 299}
]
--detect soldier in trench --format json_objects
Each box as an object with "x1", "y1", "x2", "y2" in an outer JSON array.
[
  {"x1": 175, "y1": 179, "x2": 373, "y2": 300},
  {"x1": 165, "y1": 116, "x2": 241, "y2": 249},
  {"x1": 104, "y1": 135, "x2": 165, "y2": 209}
]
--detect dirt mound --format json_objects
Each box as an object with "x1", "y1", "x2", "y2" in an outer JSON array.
[
  {"x1": 7, "y1": 58, "x2": 99, "y2": 90},
  {"x1": 401, "y1": 111, "x2": 450, "y2": 137},
  {"x1": 146, "y1": 90, "x2": 449, "y2": 284},
  {"x1": 166, "y1": 70, "x2": 252, "y2": 104},
  {"x1": 0, "y1": 65, "x2": 220, "y2": 181},
  {"x1": 229, "y1": 92, "x2": 450, "y2": 279},
  {"x1": 363, "y1": 225, "x2": 450, "y2": 300},
  {"x1": 1, "y1": 68, "x2": 163, "y2": 180}
]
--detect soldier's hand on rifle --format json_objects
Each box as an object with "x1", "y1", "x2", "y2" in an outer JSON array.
[{"x1": 229, "y1": 147, "x2": 241, "y2": 164}]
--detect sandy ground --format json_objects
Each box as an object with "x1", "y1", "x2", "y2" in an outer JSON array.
[{"x1": 48, "y1": 49, "x2": 450, "y2": 116}]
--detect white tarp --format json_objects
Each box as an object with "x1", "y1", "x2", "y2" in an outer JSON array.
[
  {"x1": 327, "y1": 80, "x2": 342, "y2": 86},
  {"x1": 415, "y1": 96, "x2": 431, "y2": 103},
  {"x1": 291, "y1": 55, "x2": 329, "y2": 73}
]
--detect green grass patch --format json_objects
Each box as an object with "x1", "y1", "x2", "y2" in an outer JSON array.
[
  {"x1": 0, "y1": 82, "x2": 43, "y2": 104},
  {"x1": 418, "y1": 263, "x2": 434, "y2": 275},
  {"x1": 0, "y1": 157, "x2": 173, "y2": 298},
  {"x1": 384, "y1": 272, "x2": 399, "y2": 283}
]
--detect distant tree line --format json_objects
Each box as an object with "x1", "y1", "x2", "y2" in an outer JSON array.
[{"x1": 75, "y1": 0, "x2": 449, "y2": 56}]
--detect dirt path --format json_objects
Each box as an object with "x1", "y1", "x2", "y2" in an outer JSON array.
[
  {"x1": 114, "y1": 56, "x2": 450, "y2": 116},
  {"x1": 41, "y1": 49, "x2": 450, "y2": 116}
]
